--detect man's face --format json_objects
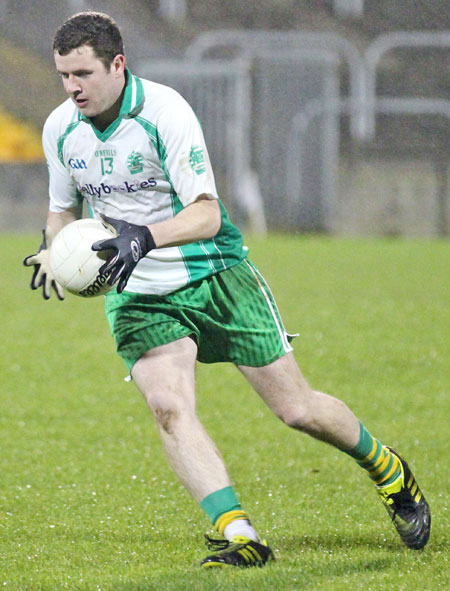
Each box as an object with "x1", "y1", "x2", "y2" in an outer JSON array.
[{"x1": 54, "y1": 45, "x2": 125, "y2": 120}]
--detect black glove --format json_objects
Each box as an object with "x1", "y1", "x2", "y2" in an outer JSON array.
[
  {"x1": 92, "y1": 214, "x2": 156, "y2": 293},
  {"x1": 23, "y1": 229, "x2": 65, "y2": 300}
]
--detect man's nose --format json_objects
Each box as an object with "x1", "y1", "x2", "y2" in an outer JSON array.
[{"x1": 66, "y1": 75, "x2": 81, "y2": 94}]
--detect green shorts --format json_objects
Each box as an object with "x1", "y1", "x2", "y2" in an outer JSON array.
[{"x1": 104, "y1": 258, "x2": 295, "y2": 371}]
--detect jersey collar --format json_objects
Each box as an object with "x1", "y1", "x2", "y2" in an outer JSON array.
[
  {"x1": 119, "y1": 68, "x2": 145, "y2": 119},
  {"x1": 77, "y1": 68, "x2": 144, "y2": 141}
]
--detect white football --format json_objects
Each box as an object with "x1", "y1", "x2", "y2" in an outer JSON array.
[{"x1": 49, "y1": 218, "x2": 116, "y2": 297}]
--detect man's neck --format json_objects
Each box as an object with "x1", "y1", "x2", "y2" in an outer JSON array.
[{"x1": 91, "y1": 83, "x2": 126, "y2": 132}]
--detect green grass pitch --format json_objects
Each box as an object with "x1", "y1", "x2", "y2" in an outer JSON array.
[{"x1": 1, "y1": 232, "x2": 449, "y2": 590}]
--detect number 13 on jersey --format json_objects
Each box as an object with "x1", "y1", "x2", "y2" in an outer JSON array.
[{"x1": 101, "y1": 157, "x2": 114, "y2": 175}]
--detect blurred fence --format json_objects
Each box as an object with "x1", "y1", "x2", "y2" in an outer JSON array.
[{"x1": 178, "y1": 29, "x2": 450, "y2": 235}]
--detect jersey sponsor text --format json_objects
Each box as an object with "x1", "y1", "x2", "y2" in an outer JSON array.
[{"x1": 77, "y1": 177, "x2": 157, "y2": 197}]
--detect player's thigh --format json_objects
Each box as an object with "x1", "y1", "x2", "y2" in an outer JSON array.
[
  {"x1": 238, "y1": 352, "x2": 314, "y2": 417},
  {"x1": 131, "y1": 336, "x2": 198, "y2": 412}
]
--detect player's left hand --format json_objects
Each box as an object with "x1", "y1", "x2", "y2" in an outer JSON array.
[{"x1": 92, "y1": 214, "x2": 156, "y2": 293}]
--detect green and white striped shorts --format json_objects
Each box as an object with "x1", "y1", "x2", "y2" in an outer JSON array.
[{"x1": 104, "y1": 258, "x2": 295, "y2": 371}]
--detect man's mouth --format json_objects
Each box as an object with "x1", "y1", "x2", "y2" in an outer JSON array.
[{"x1": 75, "y1": 97, "x2": 88, "y2": 108}]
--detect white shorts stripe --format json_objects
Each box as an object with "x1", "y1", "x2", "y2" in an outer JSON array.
[{"x1": 244, "y1": 259, "x2": 293, "y2": 354}]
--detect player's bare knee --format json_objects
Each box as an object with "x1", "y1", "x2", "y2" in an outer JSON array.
[
  {"x1": 269, "y1": 384, "x2": 319, "y2": 432},
  {"x1": 142, "y1": 391, "x2": 180, "y2": 433},
  {"x1": 277, "y1": 407, "x2": 317, "y2": 433},
  {"x1": 274, "y1": 396, "x2": 320, "y2": 434},
  {"x1": 144, "y1": 390, "x2": 196, "y2": 435},
  {"x1": 153, "y1": 406, "x2": 179, "y2": 435}
]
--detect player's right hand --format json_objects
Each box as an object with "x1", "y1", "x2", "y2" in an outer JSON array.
[{"x1": 23, "y1": 229, "x2": 65, "y2": 301}]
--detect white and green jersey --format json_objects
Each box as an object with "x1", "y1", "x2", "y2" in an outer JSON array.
[{"x1": 43, "y1": 69, "x2": 246, "y2": 295}]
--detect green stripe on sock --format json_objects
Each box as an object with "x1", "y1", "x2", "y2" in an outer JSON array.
[
  {"x1": 358, "y1": 440, "x2": 383, "y2": 468},
  {"x1": 344, "y1": 422, "x2": 377, "y2": 460},
  {"x1": 343, "y1": 422, "x2": 401, "y2": 485},
  {"x1": 200, "y1": 486, "x2": 241, "y2": 525}
]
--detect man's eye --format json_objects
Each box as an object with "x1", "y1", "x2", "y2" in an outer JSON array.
[{"x1": 58, "y1": 72, "x2": 90, "y2": 80}]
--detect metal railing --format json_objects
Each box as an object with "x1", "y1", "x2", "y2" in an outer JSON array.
[
  {"x1": 288, "y1": 97, "x2": 450, "y2": 232},
  {"x1": 138, "y1": 30, "x2": 450, "y2": 234},
  {"x1": 186, "y1": 30, "x2": 367, "y2": 141},
  {"x1": 363, "y1": 31, "x2": 450, "y2": 139}
]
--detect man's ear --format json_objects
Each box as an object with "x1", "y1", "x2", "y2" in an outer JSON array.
[{"x1": 112, "y1": 54, "x2": 126, "y2": 77}]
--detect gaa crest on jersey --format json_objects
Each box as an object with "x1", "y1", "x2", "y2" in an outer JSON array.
[
  {"x1": 68, "y1": 158, "x2": 87, "y2": 170},
  {"x1": 189, "y1": 146, "x2": 206, "y2": 175},
  {"x1": 127, "y1": 150, "x2": 144, "y2": 175}
]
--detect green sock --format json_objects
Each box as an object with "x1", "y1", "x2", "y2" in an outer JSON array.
[
  {"x1": 200, "y1": 486, "x2": 242, "y2": 525},
  {"x1": 344, "y1": 422, "x2": 401, "y2": 486}
]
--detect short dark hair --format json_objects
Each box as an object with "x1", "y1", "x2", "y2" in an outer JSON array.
[{"x1": 53, "y1": 11, "x2": 124, "y2": 69}]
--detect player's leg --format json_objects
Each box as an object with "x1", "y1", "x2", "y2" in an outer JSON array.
[
  {"x1": 105, "y1": 286, "x2": 274, "y2": 567},
  {"x1": 131, "y1": 336, "x2": 230, "y2": 500},
  {"x1": 239, "y1": 353, "x2": 431, "y2": 549},
  {"x1": 213, "y1": 259, "x2": 430, "y2": 550},
  {"x1": 131, "y1": 336, "x2": 272, "y2": 566},
  {"x1": 239, "y1": 352, "x2": 361, "y2": 447}
]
